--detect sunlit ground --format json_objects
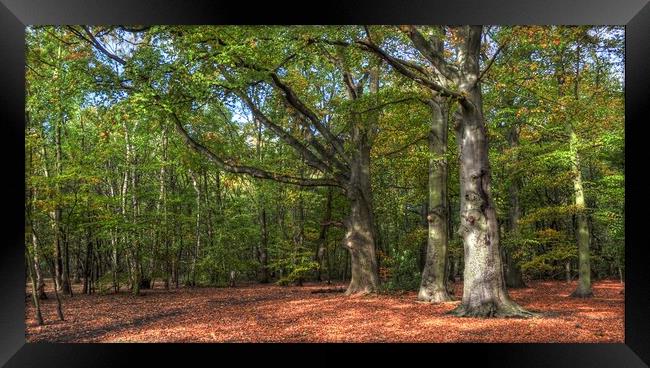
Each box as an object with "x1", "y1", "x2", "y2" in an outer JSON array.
[{"x1": 25, "y1": 279, "x2": 624, "y2": 343}]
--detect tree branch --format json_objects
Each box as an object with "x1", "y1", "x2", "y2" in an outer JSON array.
[
  {"x1": 171, "y1": 112, "x2": 341, "y2": 188},
  {"x1": 235, "y1": 91, "x2": 337, "y2": 177},
  {"x1": 268, "y1": 73, "x2": 348, "y2": 160},
  {"x1": 76, "y1": 26, "x2": 127, "y2": 65},
  {"x1": 476, "y1": 38, "x2": 509, "y2": 85},
  {"x1": 399, "y1": 25, "x2": 458, "y2": 81},
  {"x1": 356, "y1": 39, "x2": 465, "y2": 101}
]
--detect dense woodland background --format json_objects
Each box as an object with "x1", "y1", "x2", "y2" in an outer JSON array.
[{"x1": 25, "y1": 26, "x2": 624, "y2": 320}]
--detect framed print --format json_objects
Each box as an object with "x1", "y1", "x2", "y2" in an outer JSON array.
[{"x1": 1, "y1": 0, "x2": 648, "y2": 366}]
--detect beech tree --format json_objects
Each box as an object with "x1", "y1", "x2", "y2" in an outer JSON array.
[
  {"x1": 26, "y1": 26, "x2": 623, "y2": 321},
  {"x1": 357, "y1": 25, "x2": 531, "y2": 316}
]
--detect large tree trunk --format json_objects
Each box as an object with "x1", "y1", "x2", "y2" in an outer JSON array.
[
  {"x1": 451, "y1": 26, "x2": 531, "y2": 317},
  {"x1": 343, "y1": 141, "x2": 380, "y2": 295},
  {"x1": 418, "y1": 97, "x2": 452, "y2": 302},
  {"x1": 505, "y1": 126, "x2": 526, "y2": 288}
]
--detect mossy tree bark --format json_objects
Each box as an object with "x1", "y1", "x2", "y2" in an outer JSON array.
[
  {"x1": 359, "y1": 25, "x2": 532, "y2": 315},
  {"x1": 450, "y1": 26, "x2": 532, "y2": 317},
  {"x1": 418, "y1": 97, "x2": 452, "y2": 302},
  {"x1": 343, "y1": 141, "x2": 380, "y2": 295},
  {"x1": 569, "y1": 127, "x2": 592, "y2": 298}
]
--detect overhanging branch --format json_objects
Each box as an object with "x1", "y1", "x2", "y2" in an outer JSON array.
[{"x1": 171, "y1": 112, "x2": 342, "y2": 188}]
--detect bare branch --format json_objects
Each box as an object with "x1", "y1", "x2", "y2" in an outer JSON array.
[
  {"x1": 476, "y1": 38, "x2": 509, "y2": 85},
  {"x1": 77, "y1": 26, "x2": 127, "y2": 65}
]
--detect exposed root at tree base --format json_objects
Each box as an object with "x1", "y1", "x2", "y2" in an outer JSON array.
[
  {"x1": 449, "y1": 302, "x2": 538, "y2": 318},
  {"x1": 417, "y1": 291, "x2": 453, "y2": 303},
  {"x1": 344, "y1": 286, "x2": 376, "y2": 297}
]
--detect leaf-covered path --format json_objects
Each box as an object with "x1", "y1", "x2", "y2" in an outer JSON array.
[{"x1": 25, "y1": 280, "x2": 623, "y2": 343}]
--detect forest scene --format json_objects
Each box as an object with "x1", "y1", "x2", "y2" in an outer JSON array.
[{"x1": 25, "y1": 25, "x2": 625, "y2": 343}]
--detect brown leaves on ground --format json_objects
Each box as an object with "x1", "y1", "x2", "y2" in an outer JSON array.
[{"x1": 25, "y1": 280, "x2": 624, "y2": 343}]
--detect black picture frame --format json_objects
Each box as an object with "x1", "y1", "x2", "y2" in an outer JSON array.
[{"x1": 1, "y1": 0, "x2": 648, "y2": 366}]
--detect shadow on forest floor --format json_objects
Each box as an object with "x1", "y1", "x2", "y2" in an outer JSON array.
[{"x1": 25, "y1": 279, "x2": 624, "y2": 343}]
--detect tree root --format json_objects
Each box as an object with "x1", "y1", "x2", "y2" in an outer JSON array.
[
  {"x1": 344, "y1": 285, "x2": 376, "y2": 296},
  {"x1": 449, "y1": 302, "x2": 538, "y2": 318},
  {"x1": 417, "y1": 289, "x2": 454, "y2": 303}
]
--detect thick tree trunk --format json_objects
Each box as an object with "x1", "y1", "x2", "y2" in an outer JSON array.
[
  {"x1": 451, "y1": 26, "x2": 531, "y2": 317},
  {"x1": 344, "y1": 143, "x2": 380, "y2": 295},
  {"x1": 418, "y1": 98, "x2": 452, "y2": 302}
]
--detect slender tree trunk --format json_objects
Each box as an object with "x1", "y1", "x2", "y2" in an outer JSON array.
[
  {"x1": 62, "y1": 232, "x2": 72, "y2": 296},
  {"x1": 505, "y1": 125, "x2": 526, "y2": 288},
  {"x1": 451, "y1": 26, "x2": 531, "y2": 317},
  {"x1": 83, "y1": 228, "x2": 93, "y2": 294},
  {"x1": 31, "y1": 232, "x2": 47, "y2": 299},
  {"x1": 568, "y1": 44, "x2": 592, "y2": 298},
  {"x1": 47, "y1": 257, "x2": 64, "y2": 321},
  {"x1": 569, "y1": 127, "x2": 592, "y2": 297},
  {"x1": 315, "y1": 187, "x2": 333, "y2": 281},
  {"x1": 27, "y1": 181, "x2": 47, "y2": 299},
  {"x1": 189, "y1": 169, "x2": 201, "y2": 287},
  {"x1": 52, "y1": 216, "x2": 64, "y2": 292},
  {"x1": 418, "y1": 97, "x2": 452, "y2": 302},
  {"x1": 49, "y1": 43, "x2": 65, "y2": 294},
  {"x1": 257, "y1": 208, "x2": 270, "y2": 283},
  {"x1": 26, "y1": 248, "x2": 43, "y2": 325}
]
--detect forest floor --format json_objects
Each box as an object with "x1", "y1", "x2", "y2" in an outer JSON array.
[{"x1": 25, "y1": 279, "x2": 624, "y2": 343}]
